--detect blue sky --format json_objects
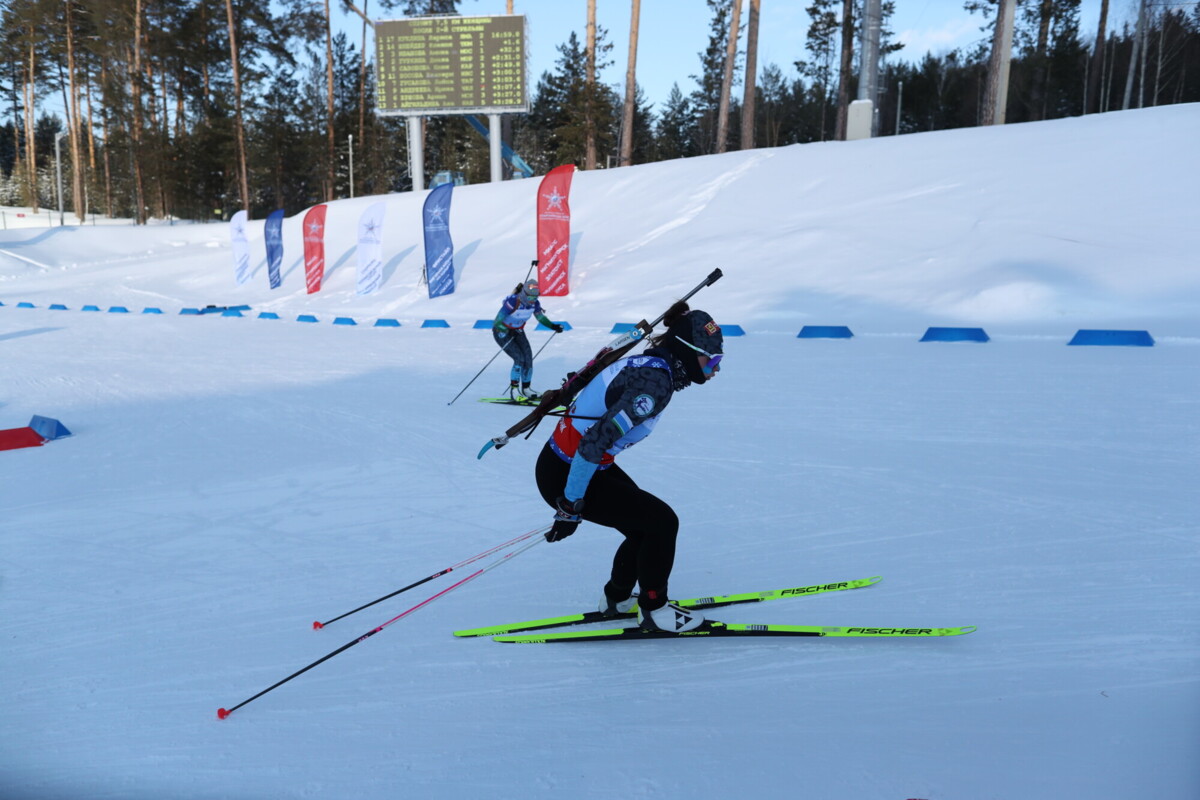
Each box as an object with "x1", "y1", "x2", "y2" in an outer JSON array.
[{"x1": 349, "y1": 0, "x2": 1114, "y2": 112}]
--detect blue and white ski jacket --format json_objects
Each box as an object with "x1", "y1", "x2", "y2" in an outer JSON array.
[
  {"x1": 549, "y1": 354, "x2": 675, "y2": 502},
  {"x1": 495, "y1": 294, "x2": 544, "y2": 330}
]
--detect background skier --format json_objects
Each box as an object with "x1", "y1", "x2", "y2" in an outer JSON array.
[{"x1": 492, "y1": 278, "x2": 564, "y2": 401}]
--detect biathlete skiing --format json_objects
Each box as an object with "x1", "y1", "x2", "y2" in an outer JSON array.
[
  {"x1": 493, "y1": 278, "x2": 564, "y2": 402},
  {"x1": 533, "y1": 301, "x2": 724, "y2": 634}
]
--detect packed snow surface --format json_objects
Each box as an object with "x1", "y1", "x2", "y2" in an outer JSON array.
[{"x1": 2, "y1": 105, "x2": 1198, "y2": 799}]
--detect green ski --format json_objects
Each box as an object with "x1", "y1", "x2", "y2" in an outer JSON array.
[
  {"x1": 479, "y1": 396, "x2": 537, "y2": 406},
  {"x1": 493, "y1": 622, "x2": 977, "y2": 643},
  {"x1": 453, "y1": 576, "x2": 882, "y2": 638}
]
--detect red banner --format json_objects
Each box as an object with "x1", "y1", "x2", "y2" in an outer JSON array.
[
  {"x1": 536, "y1": 165, "x2": 575, "y2": 296},
  {"x1": 303, "y1": 205, "x2": 328, "y2": 294}
]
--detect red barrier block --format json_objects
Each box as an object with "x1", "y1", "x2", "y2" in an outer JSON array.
[{"x1": 0, "y1": 427, "x2": 47, "y2": 451}]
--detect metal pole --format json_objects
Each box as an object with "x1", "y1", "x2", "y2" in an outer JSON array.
[
  {"x1": 55, "y1": 131, "x2": 67, "y2": 226},
  {"x1": 407, "y1": 117, "x2": 424, "y2": 192},
  {"x1": 489, "y1": 114, "x2": 502, "y2": 183},
  {"x1": 895, "y1": 80, "x2": 903, "y2": 134},
  {"x1": 348, "y1": 134, "x2": 354, "y2": 198},
  {"x1": 856, "y1": 0, "x2": 882, "y2": 137}
]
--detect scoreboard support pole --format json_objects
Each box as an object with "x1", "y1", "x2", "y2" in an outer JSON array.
[
  {"x1": 489, "y1": 114, "x2": 502, "y2": 183},
  {"x1": 407, "y1": 116, "x2": 425, "y2": 192}
]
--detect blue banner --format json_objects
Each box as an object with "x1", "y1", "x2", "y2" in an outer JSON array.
[
  {"x1": 265, "y1": 209, "x2": 284, "y2": 289},
  {"x1": 423, "y1": 183, "x2": 455, "y2": 298}
]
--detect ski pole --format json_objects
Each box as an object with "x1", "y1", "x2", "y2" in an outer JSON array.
[
  {"x1": 217, "y1": 533, "x2": 546, "y2": 720},
  {"x1": 532, "y1": 330, "x2": 557, "y2": 361},
  {"x1": 447, "y1": 334, "x2": 516, "y2": 406},
  {"x1": 312, "y1": 526, "x2": 546, "y2": 629}
]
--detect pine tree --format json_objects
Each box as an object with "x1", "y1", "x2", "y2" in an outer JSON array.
[
  {"x1": 800, "y1": 0, "x2": 839, "y2": 140},
  {"x1": 655, "y1": 83, "x2": 698, "y2": 160},
  {"x1": 690, "y1": 0, "x2": 732, "y2": 154}
]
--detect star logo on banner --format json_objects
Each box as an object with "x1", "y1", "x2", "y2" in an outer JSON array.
[
  {"x1": 361, "y1": 219, "x2": 380, "y2": 238},
  {"x1": 307, "y1": 220, "x2": 323, "y2": 236},
  {"x1": 428, "y1": 204, "x2": 446, "y2": 224},
  {"x1": 542, "y1": 189, "x2": 566, "y2": 211},
  {"x1": 233, "y1": 223, "x2": 244, "y2": 237}
]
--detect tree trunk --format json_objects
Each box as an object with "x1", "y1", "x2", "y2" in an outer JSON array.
[
  {"x1": 65, "y1": 1, "x2": 86, "y2": 222},
  {"x1": 1087, "y1": 0, "x2": 1109, "y2": 113},
  {"x1": 1137, "y1": 4, "x2": 1151, "y2": 108},
  {"x1": 133, "y1": 2, "x2": 150, "y2": 223},
  {"x1": 324, "y1": 0, "x2": 336, "y2": 199},
  {"x1": 83, "y1": 56, "x2": 97, "y2": 171},
  {"x1": 224, "y1": 0, "x2": 250, "y2": 212},
  {"x1": 1030, "y1": 0, "x2": 1053, "y2": 119},
  {"x1": 100, "y1": 55, "x2": 113, "y2": 217},
  {"x1": 1122, "y1": 0, "x2": 1146, "y2": 109},
  {"x1": 715, "y1": 0, "x2": 743, "y2": 153},
  {"x1": 585, "y1": 0, "x2": 597, "y2": 169},
  {"x1": 834, "y1": 0, "x2": 854, "y2": 139},
  {"x1": 1153, "y1": 14, "x2": 1165, "y2": 106},
  {"x1": 619, "y1": 0, "x2": 641, "y2": 166},
  {"x1": 740, "y1": 0, "x2": 760, "y2": 149},
  {"x1": 357, "y1": 0, "x2": 370, "y2": 196},
  {"x1": 23, "y1": 30, "x2": 38, "y2": 213},
  {"x1": 201, "y1": 2, "x2": 211, "y2": 112},
  {"x1": 982, "y1": 0, "x2": 1016, "y2": 124}
]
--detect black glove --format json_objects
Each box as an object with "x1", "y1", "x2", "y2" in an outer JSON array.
[
  {"x1": 550, "y1": 323, "x2": 565, "y2": 334},
  {"x1": 547, "y1": 496, "x2": 583, "y2": 542}
]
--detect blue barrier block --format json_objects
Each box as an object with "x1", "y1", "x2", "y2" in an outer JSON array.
[
  {"x1": 221, "y1": 308, "x2": 243, "y2": 317},
  {"x1": 421, "y1": 319, "x2": 450, "y2": 328},
  {"x1": 920, "y1": 327, "x2": 990, "y2": 343},
  {"x1": 721, "y1": 324, "x2": 745, "y2": 336},
  {"x1": 297, "y1": 314, "x2": 319, "y2": 323},
  {"x1": 229, "y1": 305, "x2": 251, "y2": 312},
  {"x1": 180, "y1": 308, "x2": 201, "y2": 315},
  {"x1": 334, "y1": 317, "x2": 357, "y2": 326},
  {"x1": 798, "y1": 325, "x2": 854, "y2": 339},
  {"x1": 29, "y1": 415, "x2": 72, "y2": 440},
  {"x1": 50, "y1": 304, "x2": 69, "y2": 311},
  {"x1": 142, "y1": 307, "x2": 163, "y2": 314},
  {"x1": 374, "y1": 318, "x2": 401, "y2": 327},
  {"x1": 536, "y1": 320, "x2": 572, "y2": 331},
  {"x1": 610, "y1": 323, "x2": 638, "y2": 334},
  {"x1": 257, "y1": 312, "x2": 280, "y2": 320},
  {"x1": 474, "y1": 319, "x2": 495, "y2": 329},
  {"x1": 108, "y1": 306, "x2": 129, "y2": 313},
  {"x1": 1067, "y1": 329, "x2": 1155, "y2": 347},
  {"x1": 82, "y1": 305, "x2": 101, "y2": 312},
  {"x1": 17, "y1": 301, "x2": 35, "y2": 308}
]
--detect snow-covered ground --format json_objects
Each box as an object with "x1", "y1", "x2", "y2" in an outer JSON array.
[{"x1": 2, "y1": 104, "x2": 1198, "y2": 800}]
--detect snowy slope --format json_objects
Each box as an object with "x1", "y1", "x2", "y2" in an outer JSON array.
[{"x1": 2, "y1": 105, "x2": 1198, "y2": 800}]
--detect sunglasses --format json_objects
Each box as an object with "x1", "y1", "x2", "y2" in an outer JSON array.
[{"x1": 675, "y1": 336, "x2": 723, "y2": 374}]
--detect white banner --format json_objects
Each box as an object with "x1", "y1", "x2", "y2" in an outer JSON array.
[
  {"x1": 356, "y1": 202, "x2": 387, "y2": 295},
  {"x1": 230, "y1": 210, "x2": 251, "y2": 285}
]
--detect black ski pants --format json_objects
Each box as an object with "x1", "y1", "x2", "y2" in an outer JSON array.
[{"x1": 535, "y1": 443, "x2": 679, "y2": 597}]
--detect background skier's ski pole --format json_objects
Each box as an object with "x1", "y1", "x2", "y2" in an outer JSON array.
[
  {"x1": 218, "y1": 533, "x2": 546, "y2": 720},
  {"x1": 312, "y1": 527, "x2": 546, "y2": 629},
  {"x1": 447, "y1": 336, "x2": 516, "y2": 405},
  {"x1": 532, "y1": 330, "x2": 557, "y2": 361}
]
